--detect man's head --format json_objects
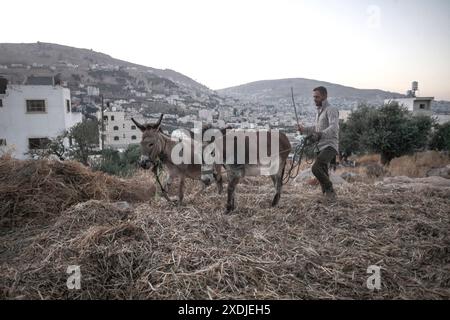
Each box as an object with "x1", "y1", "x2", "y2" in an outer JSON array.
[{"x1": 313, "y1": 86, "x2": 328, "y2": 107}]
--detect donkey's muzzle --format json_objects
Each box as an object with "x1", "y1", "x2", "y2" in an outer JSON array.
[
  {"x1": 139, "y1": 156, "x2": 152, "y2": 170},
  {"x1": 201, "y1": 165, "x2": 214, "y2": 186}
]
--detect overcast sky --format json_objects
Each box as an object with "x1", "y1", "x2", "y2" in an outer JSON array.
[{"x1": 2, "y1": 0, "x2": 449, "y2": 99}]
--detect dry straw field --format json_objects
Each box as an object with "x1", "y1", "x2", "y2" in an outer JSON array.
[{"x1": 0, "y1": 154, "x2": 449, "y2": 299}]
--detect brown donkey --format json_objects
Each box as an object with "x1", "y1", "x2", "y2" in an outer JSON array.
[
  {"x1": 132, "y1": 115, "x2": 223, "y2": 205},
  {"x1": 213, "y1": 128, "x2": 292, "y2": 212}
]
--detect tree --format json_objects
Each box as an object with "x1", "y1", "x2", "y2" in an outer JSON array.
[
  {"x1": 26, "y1": 132, "x2": 68, "y2": 160},
  {"x1": 429, "y1": 121, "x2": 450, "y2": 151},
  {"x1": 340, "y1": 103, "x2": 434, "y2": 165},
  {"x1": 92, "y1": 144, "x2": 141, "y2": 177},
  {"x1": 26, "y1": 119, "x2": 99, "y2": 164},
  {"x1": 339, "y1": 105, "x2": 375, "y2": 156},
  {"x1": 69, "y1": 119, "x2": 99, "y2": 165}
]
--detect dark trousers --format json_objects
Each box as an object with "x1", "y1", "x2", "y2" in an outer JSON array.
[{"x1": 312, "y1": 147, "x2": 337, "y2": 193}]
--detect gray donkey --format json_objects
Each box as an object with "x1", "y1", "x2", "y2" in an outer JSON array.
[
  {"x1": 133, "y1": 114, "x2": 291, "y2": 213},
  {"x1": 132, "y1": 114, "x2": 223, "y2": 205}
]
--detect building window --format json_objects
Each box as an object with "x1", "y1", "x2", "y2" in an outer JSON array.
[
  {"x1": 26, "y1": 100, "x2": 46, "y2": 113},
  {"x1": 111, "y1": 116, "x2": 115, "y2": 121},
  {"x1": 131, "y1": 125, "x2": 136, "y2": 130},
  {"x1": 66, "y1": 99, "x2": 71, "y2": 113},
  {"x1": 114, "y1": 136, "x2": 119, "y2": 141},
  {"x1": 113, "y1": 126, "x2": 119, "y2": 131},
  {"x1": 103, "y1": 116, "x2": 108, "y2": 121},
  {"x1": 419, "y1": 104, "x2": 425, "y2": 109},
  {"x1": 123, "y1": 133, "x2": 125, "y2": 138},
  {"x1": 131, "y1": 135, "x2": 137, "y2": 140},
  {"x1": 123, "y1": 124, "x2": 125, "y2": 129},
  {"x1": 28, "y1": 137, "x2": 50, "y2": 150},
  {"x1": 0, "y1": 99, "x2": 3, "y2": 107},
  {"x1": 0, "y1": 139, "x2": 6, "y2": 146}
]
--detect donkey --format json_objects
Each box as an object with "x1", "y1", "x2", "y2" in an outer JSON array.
[
  {"x1": 211, "y1": 128, "x2": 292, "y2": 213},
  {"x1": 134, "y1": 114, "x2": 292, "y2": 213},
  {"x1": 132, "y1": 114, "x2": 224, "y2": 205}
]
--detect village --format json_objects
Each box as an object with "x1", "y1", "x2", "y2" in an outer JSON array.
[{"x1": 1, "y1": 68, "x2": 449, "y2": 161}]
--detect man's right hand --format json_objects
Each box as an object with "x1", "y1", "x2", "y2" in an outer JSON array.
[{"x1": 297, "y1": 123, "x2": 305, "y2": 133}]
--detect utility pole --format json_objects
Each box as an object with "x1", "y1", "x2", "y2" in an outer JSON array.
[
  {"x1": 101, "y1": 94, "x2": 105, "y2": 151},
  {"x1": 291, "y1": 87, "x2": 300, "y2": 127}
]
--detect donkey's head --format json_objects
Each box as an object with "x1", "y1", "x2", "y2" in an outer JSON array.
[{"x1": 131, "y1": 114, "x2": 165, "y2": 170}]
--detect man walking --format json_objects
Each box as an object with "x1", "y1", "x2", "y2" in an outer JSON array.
[{"x1": 298, "y1": 86, "x2": 339, "y2": 201}]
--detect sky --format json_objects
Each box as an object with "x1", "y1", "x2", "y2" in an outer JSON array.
[{"x1": 1, "y1": 0, "x2": 449, "y2": 99}]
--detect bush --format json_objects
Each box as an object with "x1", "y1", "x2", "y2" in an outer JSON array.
[
  {"x1": 340, "y1": 103, "x2": 434, "y2": 164},
  {"x1": 429, "y1": 121, "x2": 450, "y2": 151},
  {"x1": 93, "y1": 144, "x2": 141, "y2": 177}
]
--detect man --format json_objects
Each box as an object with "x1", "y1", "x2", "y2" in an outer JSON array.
[{"x1": 298, "y1": 86, "x2": 339, "y2": 201}]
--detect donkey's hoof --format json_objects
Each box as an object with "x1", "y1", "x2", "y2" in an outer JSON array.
[
  {"x1": 271, "y1": 195, "x2": 280, "y2": 207},
  {"x1": 225, "y1": 206, "x2": 235, "y2": 214}
]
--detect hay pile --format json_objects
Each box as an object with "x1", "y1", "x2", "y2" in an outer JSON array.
[
  {"x1": 0, "y1": 155, "x2": 154, "y2": 229},
  {"x1": 1, "y1": 159, "x2": 449, "y2": 299}
]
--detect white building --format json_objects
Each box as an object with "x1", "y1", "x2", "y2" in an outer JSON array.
[
  {"x1": 384, "y1": 97, "x2": 434, "y2": 116},
  {"x1": 198, "y1": 109, "x2": 214, "y2": 123},
  {"x1": 0, "y1": 77, "x2": 82, "y2": 159},
  {"x1": 384, "y1": 81, "x2": 434, "y2": 116},
  {"x1": 99, "y1": 110, "x2": 142, "y2": 150},
  {"x1": 339, "y1": 110, "x2": 351, "y2": 122},
  {"x1": 87, "y1": 86, "x2": 100, "y2": 96}
]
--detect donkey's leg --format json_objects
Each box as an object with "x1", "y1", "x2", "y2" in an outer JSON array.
[
  {"x1": 226, "y1": 176, "x2": 240, "y2": 213},
  {"x1": 163, "y1": 172, "x2": 173, "y2": 191},
  {"x1": 214, "y1": 165, "x2": 224, "y2": 194},
  {"x1": 225, "y1": 166, "x2": 245, "y2": 213},
  {"x1": 270, "y1": 175, "x2": 277, "y2": 187},
  {"x1": 271, "y1": 175, "x2": 282, "y2": 207},
  {"x1": 178, "y1": 176, "x2": 186, "y2": 206},
  {"x1": 272, "y1": 162, "x2": 286, "y2": 207}
]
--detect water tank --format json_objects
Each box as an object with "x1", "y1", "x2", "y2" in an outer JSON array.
[{"x1": 412, "y1": 81, "x2": 419, "y2": 91}]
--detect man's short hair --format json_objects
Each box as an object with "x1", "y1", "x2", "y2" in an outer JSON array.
[{"x1": 313, "y1": 86, "x2": 328, "y2": 97}]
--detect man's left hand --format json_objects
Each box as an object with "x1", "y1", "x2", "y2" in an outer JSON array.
[{"x1": 310, "y1": 132, "x2": 322, "y2": 142}]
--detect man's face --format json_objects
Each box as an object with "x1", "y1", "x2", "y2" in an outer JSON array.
[{"x1": 313, "y1": 90, "x2": 326, "y2": 107}]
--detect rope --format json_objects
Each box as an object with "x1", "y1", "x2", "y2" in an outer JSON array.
[
  {"x1": 151, "y1": 153, "x2": 173, "y2": 203},
  {"x1": 282, "y1": 135, "x2": 318, "y2": 185}
]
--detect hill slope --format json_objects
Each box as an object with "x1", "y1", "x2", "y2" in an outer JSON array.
[
  {"x1": 218, "y1": 78, "x2": 404, "y2": 107},
  {"x1": 0, "y1": 42, "x2": 209, "y2": 91},
  {"x1": 0, "y1": 42, "x2": 224, "y2": 112}
]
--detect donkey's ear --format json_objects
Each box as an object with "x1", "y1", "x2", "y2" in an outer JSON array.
[
  {"x1": 156, "y1": 113, "x2": 164, "y2": 130},
  {"x1": 131, "y1": 118, "x2": 146, "y2": 132}
]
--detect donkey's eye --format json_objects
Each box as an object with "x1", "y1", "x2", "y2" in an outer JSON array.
[{"x1": 148, "y1": 143, "x2": 154, "y2": 147}]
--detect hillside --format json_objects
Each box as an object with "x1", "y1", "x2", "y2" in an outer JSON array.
[
  {"x1": 0, "y1": 42, "x2": 224, "y2": 113},
  {"x1": 218, "y1": 78, "x2": 405, "y2": 108}
]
